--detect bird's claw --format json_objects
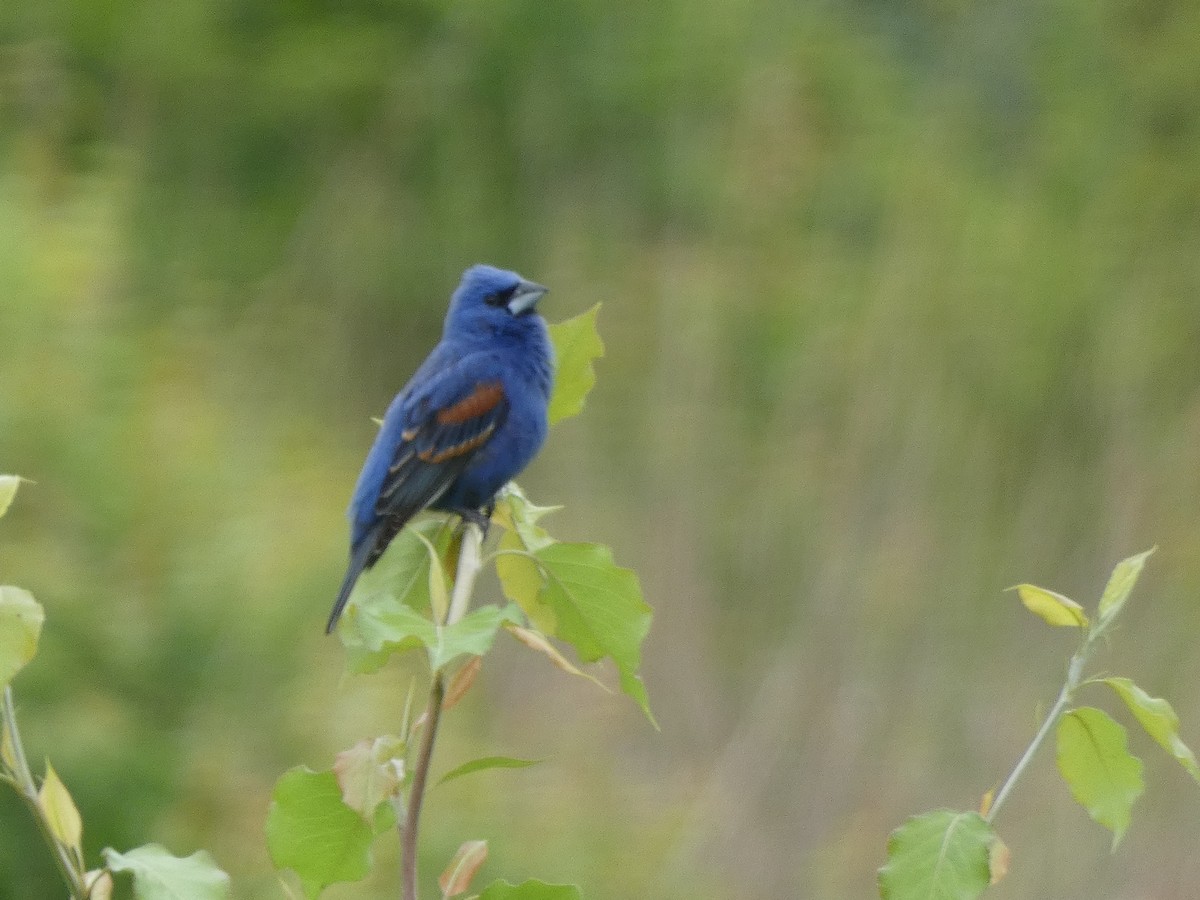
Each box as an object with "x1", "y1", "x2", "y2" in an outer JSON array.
[{"x1": 453, "y1": 505, "x2": 494, "y2": 537}]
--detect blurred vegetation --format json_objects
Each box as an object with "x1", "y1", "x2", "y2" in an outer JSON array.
[{"x1": 2, "y1": 0, "x2": 1199, "y2": 897}]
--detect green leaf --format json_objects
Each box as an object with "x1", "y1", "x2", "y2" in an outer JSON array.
[
  {"x1": 338, "y1": 520, "x2": 502, "y2": 673},
  {"x1": 533, "y1": 542, "x2": 654, "y2": 722},
  {"x1": 494, "y1": 486, "x2": 561, "y2": 631},
  {"x1": 337, "y1": 518, "x2": 451, "y2": 669},
  {"x1": 1010, "y1": 584, "x2": 1088, "y2": 628},
  {"x1": 429, "y1": 604, "x2": 522, "y2": 671},
  {"x1": 475, "y1": 880, "x2": 583, "y2": 900},
  {"x1": 878, "y1": 810, "x2": 995, "y2": 900},
  {"x1": 408, "y1": 525, "x2": 451, "y2": 624},
  {"x1": 102, "y1": 845, "x2": 230, "y2": 900},
  {"x1": 437, "y1": 756, "x2": 542, "y2": 787},
  {"x1": 266, "y1": 767, "x2": 374, "y2": 898},
  {"x1": 496, "y1": 535, "x2": 551, "y2": 632},
  {"x1": 341, "y1": 599, "x2": 520, "y2": 676},
  {"x1": 1097, "y1": 548, "x2": 1155, "y2": 626},
  {"x1": 495, "y1": 484, "x2": 560, "y2": 553},
  {"x1": 343, "y1": 602, "x2": 433, "y2": 674},
  {"x1": 372, "y1": 798, "x2": 397, "y2": 836},
  {"x1": 0, "y1": 475, "x2": 21, "y2": 519},
  {"x1": 39, "y1": 761, "x2": 83, "y2": 856},
  {"x1": 1103, "y1": 677, "x2": 1200, "y2": 784},
  {"x1": 333, "y1": 735, "x2": 406, "y2": 820},
  {"x1": 1056, "y1": 707, "x2": 1145, "y2": 847},
  {"x1": 547, "y1": 304, "x2": 604, "y2": 425},
  {"x1": 0, "y1": 586, "x2": 44, "y2": 689}
]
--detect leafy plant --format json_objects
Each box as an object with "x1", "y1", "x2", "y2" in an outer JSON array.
[
  {"x1": 266, "y1": 305, "x2": 654, "y2": 899},
  {"x1": 0, "y1": 475, "x2": 231, "y2": 899},
  {"x1": 879, "y1": 548, "x2": 1199, "y2": 899}
]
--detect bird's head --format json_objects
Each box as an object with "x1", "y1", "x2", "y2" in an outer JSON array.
[{"x1": 446, "y1": 265, "x2": 549, "y2": 335}]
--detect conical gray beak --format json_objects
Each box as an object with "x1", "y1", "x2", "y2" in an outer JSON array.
[{"x1": 508, "y1": 280, "x2": 548, "y2": 316}]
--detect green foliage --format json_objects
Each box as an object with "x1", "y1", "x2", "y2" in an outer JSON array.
[
  {"x1": 878, "y1": 810, "x2": 996, "y2": 900},
  {"x1": 342, "y1": 598, "x2": 522, "y2": 675},
  {"x1": 102, "y1": 845, "x2": 230, "y2": 900},
  {"x1": 259, "y1": 306, "x2": 631, "y2": 897},
  {"x1": 1096, "y1": 548, "x2": 1156, "y2": 627},
  {"x1": 0, "y1": 479, "x2": 41, "y2": 692},
  {"x1": 7, "y1": 1, "x2": 1200, "y2": 895},
  {"x1": 523, "y1": 543, "x2": 653, "y2": 721},
  {"x1": 437, "y1": 756, "x2": 541, "y2": 788},
  {"x1": 338, "y1": 518, "x2": 452, "y2": 629},
  {"x1": 883, "y1": 551, "x2": 1198, "y2": 898},
  {"x1": 39, "y1": 762, "x2": 83, "y2": 862},
  {"x1": 1056, "y1": 708, "x2": 1144, "y2": 848},
  {"x1": 1, "y1": 477, "x2": 229, "y2": 900},
  {"x1": 0, "y1": 586, "x2": 43, "y2": 690},
  {"x1": 337, "y1": 519, "x2": 453, "y2": 672},
  {"x1": 1102, "y1": 678, "x2": 1200, "y2": 784},
  {"x1": 475, "y1": 880, "x2": 584, "y2": 900},
  {"x1": 0, "y1": 476, "x2": 20, "y2": 519},
  {"x1": 265, "y1": 768, "x2": 376, "y2": 898},
  {"x1": 547, "y1": 305, "x2": 605, "y2": 426},
  {"x1": 495, "y1": 488, "x2": 654, "y2": 721},
  {"x1": 1010, "y1": 584, "x2": 1088, "y2": 628}
]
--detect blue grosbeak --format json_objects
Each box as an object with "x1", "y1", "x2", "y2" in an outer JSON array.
[{"x1": 327, "y1": 264, "x2": 553, "y2": 633}]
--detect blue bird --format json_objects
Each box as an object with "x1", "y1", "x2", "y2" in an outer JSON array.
[{"x1": 327, "y1": 264, "x2": 554, "y2": 633}]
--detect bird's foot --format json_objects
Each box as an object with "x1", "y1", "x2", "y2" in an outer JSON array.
[{"x1": 452, "y1": 505, "x2": 494, "y2": 537}]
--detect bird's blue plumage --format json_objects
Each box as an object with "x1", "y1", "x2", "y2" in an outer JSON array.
[{"x1": 328, "y1": 264, "x2": 554, "y2": 632}]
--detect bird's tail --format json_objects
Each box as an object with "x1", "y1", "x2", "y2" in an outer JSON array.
[{"x1": 326, "y1": 537, "x2": 377, "y2": 634}]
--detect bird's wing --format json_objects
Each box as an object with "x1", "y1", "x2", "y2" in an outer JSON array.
[
  {"x1": 330, "y1": 357, "x2": 509, "y2": 634},
  {"x1": 374, "y1": 369, "x2": 509, "y2": 523}
]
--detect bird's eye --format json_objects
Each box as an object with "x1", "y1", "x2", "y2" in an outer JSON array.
[{"x1": 486, "y1": 285, "x2": 518, "y2": 308}]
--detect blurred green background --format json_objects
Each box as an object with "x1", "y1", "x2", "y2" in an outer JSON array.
[{"x1": 2, "y1": 1, "x2": 1199, "y2": 897}]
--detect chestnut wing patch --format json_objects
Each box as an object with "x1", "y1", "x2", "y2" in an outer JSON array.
[
  {"x1": 374, "y1": 381, "x2": 508, "y2": 521},
  {"x1": 436, "y1": 382, "x2": 505, "y2": 425}
]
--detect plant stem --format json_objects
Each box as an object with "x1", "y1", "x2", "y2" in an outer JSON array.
[
  {"x1": 985, "y1": 635, "x2": 1093, "y2": 824},
  {"x1": 2, "y1": 687, "x2": 88, "y2": 899},
  {"x1": 447, "y1": 524, "x2": 483, "y2": 625},
  {"x1": 401, "y1": 521, "x2": 486, "y2": 900},
  {"x1": 402, "y1": 673, "x2": 445, "y2": 900}
]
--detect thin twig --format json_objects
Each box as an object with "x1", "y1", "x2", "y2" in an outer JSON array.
[
  {"x1": 2, "y1": 687, "x2": 88, "y2": 898},
  {"x1": 401, "y1": 521, "x2": 486, "y2": 900},
  {"x1": 985, "y1": 679, "x2": 1072, "y2": 822},
  {"x1": 986, "y1": 628, "x2": 1098, "y2": 823},
  {"x1": 402, "y1": 674, "x2": 445, "y2": 900}
]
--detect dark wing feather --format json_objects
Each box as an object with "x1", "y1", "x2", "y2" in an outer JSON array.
[
  {"x1": 326, "y1": 378, "x2": 508, "y2": 634},
  {"x1": 374, "y1": 379, "x2": 508, "y2": 525}
]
